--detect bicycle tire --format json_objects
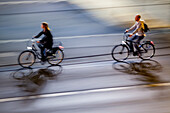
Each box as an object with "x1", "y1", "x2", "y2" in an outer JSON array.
[
  {"x1": 111, "y1": 44, "x2": 129, "y2": 62},
  {"x1": 47, "y1": 49, "x2": 64, "y2": 65},
  {"x1": 139, "y1": 42, "x2": 155, "y2": 60},
  {"x1": 18, "y1": 50, "x2": 36, "y2": 68}
]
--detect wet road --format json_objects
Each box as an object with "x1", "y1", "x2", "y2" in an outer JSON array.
[{"x1": 0, "y1": 1, "x2": 170, "y2": 113}]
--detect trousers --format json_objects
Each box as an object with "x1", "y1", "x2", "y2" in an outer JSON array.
[
  {"x1": 37, "y1": 43, "x2": 52, "y2": 61},
  {"x1": 129, "y1": 35, "x2": 144, "y2": 53}
]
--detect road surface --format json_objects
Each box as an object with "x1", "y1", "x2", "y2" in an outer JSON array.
[{"x1": 0, "y1": 1, "x2": 170, "y2": 113}]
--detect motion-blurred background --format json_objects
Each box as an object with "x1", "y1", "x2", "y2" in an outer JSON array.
[{"x1": 71, "y1": 0, "x2": 170, "y2": 28}]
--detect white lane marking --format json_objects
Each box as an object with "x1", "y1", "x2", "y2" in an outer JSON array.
[
  {"x1": 0, "y1": 82, "x2": 170, "y2": 103},
  {"x1": 0, "y1": 52, "x2": 18, "y2": 58},
  {"x1": 0, "y1": 0, "x2": 66, "y2": 5},
  {"x1": 0, "y1": 33, "x2": 121, "y2": 57},
  {"x1": 0, "y1": 32, "x2": 162, "y2": 44},
  {"x1": 0, "y1": 33, "x2": 122, "y2": 44},
  {"x1": 63, "y1": 61, "x2": 112, "y2": 69},
  {"x1": 54, "y1": 33, "x2": 122, "y2": 39},
  {"x1": 0, "y1": 39, "x2": 29, "y2": 44}
]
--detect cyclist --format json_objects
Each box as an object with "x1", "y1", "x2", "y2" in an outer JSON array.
[
  {"x1": 34, "y1": 22, "x2": 53, "y2": 63},
  {"x1": 125, "y1": 14, "x2": 145, "y2": 56}
]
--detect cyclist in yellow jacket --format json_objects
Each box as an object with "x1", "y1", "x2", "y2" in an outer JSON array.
[{"x1": 125, "y1": 14, "x2": 145, "y2": 56}]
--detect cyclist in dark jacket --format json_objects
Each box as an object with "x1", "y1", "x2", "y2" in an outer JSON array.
[{"x1": 34, "y1": 22, "x2": 53, "y2": 62}]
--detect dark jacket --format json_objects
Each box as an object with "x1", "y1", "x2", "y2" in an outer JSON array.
[{"x1": 35, "y1": 29, "x2": 53, "y2": 48}]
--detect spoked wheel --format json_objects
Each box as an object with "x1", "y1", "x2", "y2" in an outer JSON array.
[
  {"x1": 111, "y1": 44, "x2": 129, "y2": 62},
  {"x1": 47, "y1": 49, "x2": 64, "y2": 65},
  {"x1": 139, "y1": 43, "x2": 155, "y2": 60},
  {"x1": 18, "y1": 50, "x2": 36, "y2": 68}
]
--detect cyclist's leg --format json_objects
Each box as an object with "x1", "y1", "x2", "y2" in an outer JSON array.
[
  {"x1": 129, "y1": 35, "x2": 138, "y2": 52},
  {"x1": 47, "y1": 44, "x2": 52, "y2": 51},
  {"x1": 134, "y1": 35, "x2": 144, "y2": 54},
  {"x1": 37, "y1": 43, "x2": 46, "y2": 61},
  {"x1": 46, "y1": 44, "x2": 53, "y2": 52},
  {"x1": 41, "y1": 47, "x2": 46, "y2": 61}
]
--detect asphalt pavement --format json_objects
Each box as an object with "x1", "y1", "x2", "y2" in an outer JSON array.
[{"x1": 0, "y1": 1, "x2": 170, "y2": 113}]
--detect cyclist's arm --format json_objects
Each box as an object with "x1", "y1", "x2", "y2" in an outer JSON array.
[
  {"x1": 34, "y1": 31, "x2": 43, "y2": 38},
  {"x1": 40, "y1": 36, "x2": 47, "y2": 44},
  {"x1": 128, "y1": 23, "x2": 137, "y2": 31},
  {"x1": 132, "y1": 22, "x2": 141, "y2": 35}
]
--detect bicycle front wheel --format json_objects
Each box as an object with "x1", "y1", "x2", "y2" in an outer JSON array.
[
  {"x1": 47, "y1": 49, "x2": 64, "y2": 65},
  {"x1": 111, "y1": 44, "x2": 129, "y2": 62},
  {"x1": 140, "y1": 43, "x2": 155, "y2": 59},
  {"x1": 18, "y1": 50, "x2": 36, "y2": 68}
]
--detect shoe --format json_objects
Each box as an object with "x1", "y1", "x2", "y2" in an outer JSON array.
[
  {"x1": 133, "y1": 51, "x2": 142, "y2": 57},
  {"x1": 41, "y1": 61, "x2": 46, "y2": 65},
  {"x1": 40, "y1": 58, "x2": 46, "y2": 65},
  {"x1": 133, "y1": 51, "x2": 138, "y2": 56},
  {"x1": 129, "y1": 49, "x2": 133, "y2": 53},
  {"x1": 41, "y1": 57, "x2": 47, "y2": 61}
]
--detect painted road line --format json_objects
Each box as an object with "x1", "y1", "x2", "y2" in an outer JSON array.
[
  {"x1": 0, "y1": 33, "x2": 122, "y2": 44},
  {"x1": 0, "y1": 83, "x2": 170, "y2": 103},
  {"x1": 0, "y1": 0, "x2": 66, "y2": 5},
  {"x1": 0, "y1": 52, "x2": 18, "y2": 58},
  {"x1": 0, "y1": 32, "x2": 163, "y2": 44}
]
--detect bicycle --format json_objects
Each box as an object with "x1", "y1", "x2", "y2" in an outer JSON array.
[
  {"x1": 18, "y1": 38, "x2": 64, "y2": 68},
  {"x1": 111, "y1": 33, "x2": 155, "y2": 62}
]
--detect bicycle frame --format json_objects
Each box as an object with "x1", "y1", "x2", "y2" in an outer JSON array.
[
  {"x1": 121, "y1": 34, "x2": 131, "y2": 50},
  {"x1": 26, "y1": 39, "x2": 64, "y2": 60},
  {"x1": 111, "y1": 33, "x2": 155, "y2": 62},
  {"x1": 18, "y1": 38, "x2": 64, "y2": 67},
  {"x1": 121, "y1": 34, "x2": 150, "y2": 52},
  {"x1": 27, "y1": 39, "x2": 41, "y2": 59}
]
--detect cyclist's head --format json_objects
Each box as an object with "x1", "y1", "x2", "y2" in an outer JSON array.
[
  {"x1": 135, "y1": 14, "x2": 141, "y2": 21},
  {"x1": 41, "y1": 22, "x2": 50, "y2": 31}
]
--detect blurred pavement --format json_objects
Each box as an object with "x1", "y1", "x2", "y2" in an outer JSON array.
[{"x1": 0, "y1": 1, "x2": 170, "y2": 113}]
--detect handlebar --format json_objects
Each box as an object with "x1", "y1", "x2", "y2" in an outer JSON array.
[
  {"x1": 123, "y1": 32, "x2": 130, "y2": 41},
  {"x1": 26, "y1": 38, "x2": 37, "y2": 48},
  {"x1": 124, "y1": 31, "x2": 128, "y2": 34}
]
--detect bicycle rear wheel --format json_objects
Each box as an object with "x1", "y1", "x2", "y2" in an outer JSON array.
[
  {"x1": 111, "y1": 44, "x2": 129, "y2": 62},
  {"x1": 18, "y1": 50, "x2": 36, "y2": 68},
  {"x1": 140, "y1": 43, "x2": 155, "y2": 59},
  {"x1": 47, "y1": 49, "x2": 64, "y2": 65}
]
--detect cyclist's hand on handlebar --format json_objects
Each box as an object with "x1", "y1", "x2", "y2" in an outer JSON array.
[
  {"x1": 32, "y1": 35, "x2": 37, "y2": 39},
  {"x1": 129, "y1": 34, "x2": 133, "y2": 37},
  {"x1": 124, "y1": 29, "x2": 129, "y2": 34},
  {"x1": 32, "y1": 36, "x2": 35, "y2": 39},
  {"x1": 36, "y1": 41, "x2": 40, "y2": 43}
]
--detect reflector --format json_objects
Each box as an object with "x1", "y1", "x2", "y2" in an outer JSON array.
[{"x1": 59, "y1": 46, "x2": 64, "y2": 49}]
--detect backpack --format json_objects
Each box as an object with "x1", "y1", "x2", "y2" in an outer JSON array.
[{"x1": 143, "y1": 22, "x2": 150, "y2": 32}]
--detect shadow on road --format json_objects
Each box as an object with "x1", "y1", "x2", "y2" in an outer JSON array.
[
  {"x1": 113, "y1": 59, "x2": 164, "y2": 84},
  {"x1": 10, "y1": 65, "x2": 62, "y2": 93},
  {"x1": 113, "y1": 59, "x2": 170, "y2": 99}
]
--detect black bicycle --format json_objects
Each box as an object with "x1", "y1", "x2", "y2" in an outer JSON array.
[
  {"x1": 111, "y1": 33, "x2": 155, "y2": 62},
  {"x1": 18, "y1": 39, "x2": 64, "y2": 68}
]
